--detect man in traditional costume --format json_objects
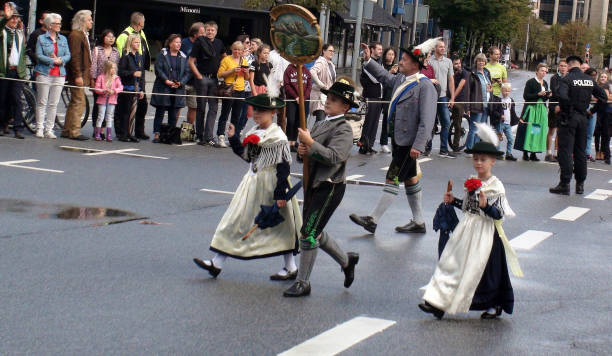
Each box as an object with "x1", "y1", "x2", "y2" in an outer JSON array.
[
  {"x1": 283, "y1": 82, "x2": 360, "y2": 297},
  {"x1": 419, "y1": 123, "x2": 522, "y2": 320},
  {"x1": 349, "y1": 39, "x2": 438, "y2": 234},
  {"x1": 193, "y1": 92, "x2": 302, "y2": 281}
]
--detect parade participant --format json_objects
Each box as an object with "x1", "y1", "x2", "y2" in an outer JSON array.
[
  {"x1": 0, "y1": 2, "x2": 28, "y2": 139},
  {"x1": 349, "y1": 39, "x2": 438, "y2": 235},
  {"x1": 550, "y1": 56, "x2": 607, "y2": 195},
  {"x1": 283, "y1": 81, "x2": 360, "y2": 297},
  {"x1": 193, "y1": 90, "x2": 302, "y2": 281},
  {"x1": 358, "y1": 41, "x2": 384, "y2": 154},
  {"x1": 546, "y1": 60, "x2": 568, "y2": 162},
  {"x1": 419, "y1": 123, "x2": 521, "y2": 320}
]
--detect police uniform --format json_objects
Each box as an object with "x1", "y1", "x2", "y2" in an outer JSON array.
[{"x1": 550, "y1": 57, "x2": 607, "y2": 195}]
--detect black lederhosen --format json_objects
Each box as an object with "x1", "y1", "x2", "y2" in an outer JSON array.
[
  {"x1": 386, "y1": 143, "x2": 417, "y2": 183},
  {"x1": 300, "y1": 182, "x2": 346, "y2": 248}
]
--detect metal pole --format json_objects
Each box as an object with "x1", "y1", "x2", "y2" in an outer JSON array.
[
  {"x1": 27, "y1": 0, "x2": 37, "y2": 36},
  {"x1": 92, "y1": 0, "x2": 97, "y2": 39},
  {"x1": 523, "y1": 21, "x2": 530, "y2": 70},
  {"x1": 351, "y1": 0, "x2": 364, "y2": 82},
  {"x1": 411, "y1": 0, "x2": 418, "y2": 44},
  {"x1": 319, "y1": 4, "x2": 327, "y2": 45}
]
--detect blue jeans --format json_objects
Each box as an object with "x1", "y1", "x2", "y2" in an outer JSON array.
[
  {"x1": 497, "y1": 122, "x2": 514, "y2": 156},
  {"x1": 467, "y1": 110, "x2": 485, "y2": 149},
  {"x1": 585, "y1": 113, "x2": 596, "y2": 156},
  {"x1": 437, "y1": 97, "x2": 451, "y2": 152}
]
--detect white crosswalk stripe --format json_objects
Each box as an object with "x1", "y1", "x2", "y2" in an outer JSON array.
[
  {"x1": 510, "y1": 230, "x2": 554, "y2": 250},
  {"x1": 278, "y1": 316, "x2": 396, "y2": 356},
  {"x1": 584, "y1": 189, "x2": 612, "y2": 200},
  {"x1": 551, "y1": 206, "x2": 590, "y2": 221}
]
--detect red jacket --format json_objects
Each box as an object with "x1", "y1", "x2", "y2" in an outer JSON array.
[{"x1": 283, "y1": 64, "x2": 312, "y2": 99}]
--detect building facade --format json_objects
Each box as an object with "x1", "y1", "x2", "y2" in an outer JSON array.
[{"x1": 538, "y1": 0, "x2": 610, "y2": 29}]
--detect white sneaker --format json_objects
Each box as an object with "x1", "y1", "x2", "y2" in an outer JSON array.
[
  {"x1": 44, "y1": 131, "x2": 57, "y2": 139},
  {"x1": 216, "y1": 135, "x2": 227, "y2": 148},
  {"x1": 381, "y1": 145, "x2": 391, "y2": 153},
  {"x1": 35, "y1": 130, "x2": 44, "y2": 138}
]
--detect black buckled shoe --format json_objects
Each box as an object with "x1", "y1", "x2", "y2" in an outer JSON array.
[
  {"x1": 576, "y1": 182, "x2": 584, "y2": 195},
  {"x1": 481, "y1": 306, "x2": 502, "y2": 319},
  {"x1": 418, "y1": 301, "x2": 444, "y2": 319},
  {"x1": 395, "y1": 220, "x2": 426, "y2": 234},
  {"x1": 349, "y1": 214, "x2": 377, "y2": 233},
  {"x1": 270, "y1": 268, "x2": 298, "y2": 281},
  {"x1": 193, "y1": 258, "x2": 221, "y2": 278},
  {"x1": 549, "y1": 182, "x2": 570, "y2": 195},
  {"x1": 342, "y1": 252, "x2": 359, "y2": 288},
  {"x1": 283, "y1": 281, "x2": 311, "y2": 297},
  {"x1": 14, "y1": 131, "x2": 24, "y2": 139}
]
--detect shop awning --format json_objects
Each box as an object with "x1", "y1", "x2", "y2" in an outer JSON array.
[
  {"x1": 337, "y1": 0, "x2": 401, "y2": 28},
  {"x1": 151, "y1": 0, "x2": 269, "y2": 13}
]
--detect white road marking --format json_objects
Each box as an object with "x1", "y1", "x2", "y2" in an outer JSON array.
[
  {"x1": 346, "y1": 174, "x2": 365, "y2": 180},
  {"x1": 0, "y1": 159, "x2": 64, "y2": 173},
  {"x1": 83, "y1": 148, "x2": 140, "y2": 156},
  {"x1": 200, "y1": 188, "x2": 303, "y2": 203},
  {"x1": 380, "y1": 166, "x2": 388, "y2": 171},
  {"x1": 584, "y1": 189, "x2": 612, "y2": 200},
  {"x1": 278, "y1": 316, "x2": 396, "y2": 356},
  {"x1": 510, "y1": 230, "x2": 554, "y2": 250},
  {"x1": 177, "y1": 142, "x2": 197, "y2": 146},
  {"x1": 380, "y1": 158, "x2": 432, "y2": 171},
  {"x1": 551, "y1": 206, "x2": 590, "y2": 221},
  {"x1": 540, "y1": 161, "x2": 608, "y2": 172},
  {"x1": 59, "y1": 145, "x2": 168, "y2": 160}
]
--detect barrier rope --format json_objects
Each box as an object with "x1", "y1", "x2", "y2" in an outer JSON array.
[{"x1": 1, "y1": 76, "x2": 610, "y2": 105}]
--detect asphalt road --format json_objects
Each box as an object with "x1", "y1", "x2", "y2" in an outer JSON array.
[{"x1": 1, "y1": 69, "x2": 611, "y2": 355}]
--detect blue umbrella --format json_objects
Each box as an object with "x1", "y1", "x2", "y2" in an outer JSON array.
[
  {"x1": 433, "y1": 202, "x2": 459, "y2": 258},
  {"x1": 242, "y1": 181, "x2": 303, "y2": 240}
]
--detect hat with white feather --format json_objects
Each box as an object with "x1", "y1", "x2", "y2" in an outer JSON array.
[
  {"x1": 244, "y1": 74, "x2": 286, "y2": 110},
  {"x1": 400, "y1": 37, "x2": 441, "y2": 69},
  {"x1": 464, "y1": 122, "x2": 505, "y2": 157}
]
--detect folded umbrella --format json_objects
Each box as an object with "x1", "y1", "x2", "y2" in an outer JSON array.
[
  {"x1": 433, "y1": 202, "x2": 459, "y2": 258},
  {"x1": 242, "y1": 181, "x2": 303, "y2": 240}
]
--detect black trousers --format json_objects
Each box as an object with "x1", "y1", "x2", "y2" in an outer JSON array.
[
  {"x1": 557, "y1": 113, "x2": 588, "y2": 184},
  {"x1": 380, "y1": 103, "x2": 389, "y2": 145},
  {"x1": 595, "y1": 112, "x2": 610, "y2": 160},
  {"x1": 285, "y1": 101, "x2": 302, "y2": 141},
  {"x1": 301, "y1": 182, "x2": 346, "y2": 245},
  {"x1": 360, "y1": 101, "x2": 383, "y2": 149},
  {"x1": 0, "y1": 69, "x2": 24, "y2": 132}
]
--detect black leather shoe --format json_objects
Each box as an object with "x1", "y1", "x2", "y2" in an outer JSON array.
[
  {"x1": 576, "y1": 182, "x2": 584, "y2": 195},
  {"x1": 270, "y1": 268, "x2": 298, "y2": 281},
  {"x1": 505, "y1": 154, "x2": 517, "y2": 161},
  {"x1": 128, "y1": 136, "x2": 140, "y2": 143},
  {"x1": 349, "y1": 214, "x2": 377, "y2": 233},
  {"x1": 395, "y1": 221, "x2": 426, "y2": 234},
  {"x1": 118, "y1": 136, "x2": 130, "y2": 142},
  {"x1": 283, "y1": 281, "x2": 311, "y2": 297},
  {"x1": 193, "y1": 258, "x2": 221, "y2": 278},
  {"x1": 481, "y1": 306, "x2": 502, "y2": 319},
  {"x1": 342, "y1": 252, "x2": 359, "y2": 288},
  {"x1": 14, "y1": 131, "x2": 24, "y2": 139},
  {"x1": 530, "y1": 153, "x2": 540, "y2": 162},
  {"x1": 358, "y1": 146, "x2": 368, "y2": 155},
  {"x1": 418, "y1": 301, "x2": 444, "y2": 319},
  {"x1": 549, "y1": 183, "x2": 570, "y2": 195},
  {"x1": 136, "y1": 133, "x2": 150, "y2": 140},
  {"x1": 71, "y1": 134, "x2": 89, "y2": 141},
  {"x1": 523, "y1": 152, "x2": 529, "y2": 161}
]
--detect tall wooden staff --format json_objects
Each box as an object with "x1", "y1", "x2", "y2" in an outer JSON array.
[{"x1": 269, "y1": 5, "x2": 323, "y2": 190}]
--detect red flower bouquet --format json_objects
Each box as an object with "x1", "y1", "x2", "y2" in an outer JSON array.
[
  {"x1": 413, "y1": 48, "x2": 421, "y2": 56},
  {"x1": 464, "y1": 178, "x2": 482, "y2": 193},
  {"x1": 242, "y1": 134, "x2": 260, "y2": 147}
]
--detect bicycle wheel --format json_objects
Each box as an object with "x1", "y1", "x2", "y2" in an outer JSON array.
[
  {"x1": 448, "y1": 115, "x2": 470, "y2": 152},
  {"x1": 21, "y1": 85, "x2": 37, "y2": 133},
  {"x1": 55, "y1": 87, "x2": 91, "y2": 129}
]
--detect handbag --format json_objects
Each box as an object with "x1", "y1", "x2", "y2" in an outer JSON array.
[
  {"x1": 217, "y1": 81, "x2": 234, "y2": 97},
  {"x1": 180, "y1": 121, "x2": 196, "y2": 142}
]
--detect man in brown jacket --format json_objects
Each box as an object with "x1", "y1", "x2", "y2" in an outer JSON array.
[{"x1": 61, "y1": 9, "x2": 92, "y2": 140}]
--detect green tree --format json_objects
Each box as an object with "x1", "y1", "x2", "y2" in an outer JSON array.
[
  {"x1": 557, "y1": 21, "x2": 600, "y2": 58},
  {"x1": 243, "y1": 0, "x2": 346, "y2": 12},
  {"x1": 511, "y1": 17, "x2": 554, "y2": 64}
]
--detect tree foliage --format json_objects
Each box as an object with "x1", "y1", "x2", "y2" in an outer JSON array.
[{"x1": 242, "y1": 0, "x2": 346, "y2": 12}]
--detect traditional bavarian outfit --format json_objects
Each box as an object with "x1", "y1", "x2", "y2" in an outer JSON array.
[
  {"x1": 283, "y1": 82, "x2": 360, "y2": 298},
  {"x1": 193, "y1": 94, "x2": 302, "y2": 280},
  {"x1": 419, "y1": 140, "x2": 523, "y2": 320}
]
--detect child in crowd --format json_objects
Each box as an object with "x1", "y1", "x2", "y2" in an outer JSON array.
[
  {"x1": 94, "y1": 61, "x2": 123, "y2": 141},
  {"x1": 489, "y1": 83, "x2": 518, "y2": 161},
  {"x1": 419, "y1": 123, "x2": 522, "y2": 320}
]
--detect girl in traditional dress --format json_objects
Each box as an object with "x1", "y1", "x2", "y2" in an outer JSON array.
[
  {"x1": 193, "y1": 91, "x2": 302, "y2": 280},
  {"x1": 419, "y1": 123, "x2": 522, "y2": 320}
]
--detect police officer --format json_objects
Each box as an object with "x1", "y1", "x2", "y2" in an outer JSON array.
[{"x1": 549, "y1": 56, "x2": 607, "y2": 195}]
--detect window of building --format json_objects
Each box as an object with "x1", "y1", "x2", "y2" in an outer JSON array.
[{"x1": 540, "y1": 10, "x2": 554, "y2": 25}]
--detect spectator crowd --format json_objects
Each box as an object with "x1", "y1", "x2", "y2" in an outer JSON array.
[{"x1": 1, "y1": 2, "x2": 611, "y2": 165}]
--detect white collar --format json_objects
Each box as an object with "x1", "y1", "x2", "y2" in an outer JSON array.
[{"x1": 325, "y1": 114, "x2": 344, "y2": 121}]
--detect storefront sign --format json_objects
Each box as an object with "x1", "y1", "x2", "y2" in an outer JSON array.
[{"x1": 180, "y1": 6, "x2": 200, "y2": 14}]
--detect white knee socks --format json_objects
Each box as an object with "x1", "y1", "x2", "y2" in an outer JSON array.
[
  {"x1": 406, "y1": 181, "x2": 424, "y2": 224},
  {"x1": 369, "y1": 183, "x2": 400, "y2": 223},
  {"x1": 212, "y1": 253, "x2": 227, "y2": 269}
]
